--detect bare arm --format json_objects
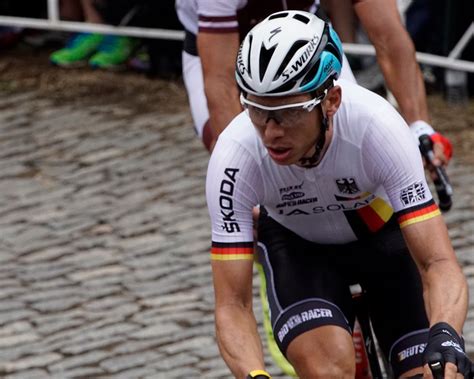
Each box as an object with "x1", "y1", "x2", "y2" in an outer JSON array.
[
  {"x1": 198, "y1": 32, "x2": 242, "y2": 149},
  {"x1": 212, "y1": 259, "x2": 266, "y2": 378},
  {"x1": 354, "y1": 0, "x2": 429, "y2": 124},
  {"x1": 401, "y1": 216, "x2": 468, "y2": 333},
  {"x1": 321, "y1": 0, "x2": 357, "y2": 43}
]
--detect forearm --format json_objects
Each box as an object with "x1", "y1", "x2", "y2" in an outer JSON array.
[
  {"x1": 198, "y1": 32, "x2": 242, "y2": 139},
  {"x1": 215, "y1": 304, "x2": 266, "y2": 378},
  {"x1": 321, "y1": 0, "x2": 356, "y2": 43},
  {"x1": 354, "y1": 0, "x2": 430, "y2": 124},
  {"x1": 374, "y1": 37, "x2": 429, "y2": 124},
  {"x1": 205, "y1": 79, "x2": 242, "y2": 137},
  {"x1": 422, "y1": 260, "x2": 468, "y2": 333},
  {"x1": 402, "y1": 217, "x2": 468, "y2": 334}
]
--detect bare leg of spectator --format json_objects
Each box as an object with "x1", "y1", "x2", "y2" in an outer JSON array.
[
  {"x1": 59, "y1": 0, "x2": 83, "y2": 21},
  {"x1": 80, "y1": 0, "x2": 104, "y2": 23}
]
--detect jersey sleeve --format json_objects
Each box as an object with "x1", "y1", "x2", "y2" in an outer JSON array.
[
  {"x1": 361, "y1": 106, "x2": 440, "y2": 228},
  {"x1": 206, "y1": 137, "x2": 263, "y2": 260},
  {"x1": 197, "y1": 0, "x2": 240, "y2": 33}
]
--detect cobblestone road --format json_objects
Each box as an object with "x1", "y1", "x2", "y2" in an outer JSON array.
[{"x1": 0, "y1": 89, "x2": 472, "y2": 379}]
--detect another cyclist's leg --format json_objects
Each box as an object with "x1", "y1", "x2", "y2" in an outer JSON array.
[
  {"x1": 359, "y1": 217, "x2": 429, "y2": 378},
  {"x1": 257, "y1": 209, "x2": 356, "y2": 378}
]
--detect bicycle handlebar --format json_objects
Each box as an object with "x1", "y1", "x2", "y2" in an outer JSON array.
[
  {"x1": 426, "y1": 352, "x2": 474, "y2": 379},
  {"x1": 418, "y1": 135, "x2": 453, "y2": 212},
  {"x1": 427, "y1": 352, "x2": 445, "y2": 379}
]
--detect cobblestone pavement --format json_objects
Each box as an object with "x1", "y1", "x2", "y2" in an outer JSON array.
[{"x1": 0, "y1": 89, "x2": 472, "y2": 379}]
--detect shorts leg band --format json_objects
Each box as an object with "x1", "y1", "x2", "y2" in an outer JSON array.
[
  {"x1": 389, "y1": 329, "x2": 429, "y2": 378},
  {"x1": 273, "y1": 298, "x2": 351, "y2": 355}
]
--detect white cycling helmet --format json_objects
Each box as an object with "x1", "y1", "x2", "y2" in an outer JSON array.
[{"x1": 236, "y1": 10, "x2": 343, "y2": 97}]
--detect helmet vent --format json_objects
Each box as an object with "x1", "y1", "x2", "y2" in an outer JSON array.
[
  {"x1": 268, "y1": 12, "x2": 288, "y2": 20},
  {"x1": 259, "y1": 44, "x2": 277, "y2": 81},
  {"x1": 326, "y1": 40, "x2": 342, "y2": 62},
  {"x1": 293, "y1": 13, "x2": 310, "y2": 24},
  {"x1": 268, "y1": 80, "x2": 296, "y2": 95},
  {"x1": 301, "y1": 58, "x2": 321, "y2": 87}
]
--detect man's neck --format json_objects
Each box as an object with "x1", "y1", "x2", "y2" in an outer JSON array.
[{"x1": 297, "y1": 119, "x2": 333, "y2": 168}]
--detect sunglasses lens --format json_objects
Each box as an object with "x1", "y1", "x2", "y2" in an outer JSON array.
[
  {"x1": 246, "y1": 105, "x2": 268, "y2": 125},
  {"x1": 241, "y1": 95, "x2": 319, "y2": 126}
]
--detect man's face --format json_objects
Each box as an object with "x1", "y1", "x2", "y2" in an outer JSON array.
[{"x1": 244, "y1": 93, "x2": 322, "y2": 165}]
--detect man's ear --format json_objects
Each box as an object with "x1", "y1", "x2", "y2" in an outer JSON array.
[{"x1": 322, "y1": 85, "x2": 341, "y2": 117}]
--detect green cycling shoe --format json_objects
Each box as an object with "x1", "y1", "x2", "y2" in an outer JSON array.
[
  {"x1": 50, "y1": 33, "x2": 104, "y2": 67},
  {"x1": 89, "y1": 35, "x2": 137, "y2": 70}
]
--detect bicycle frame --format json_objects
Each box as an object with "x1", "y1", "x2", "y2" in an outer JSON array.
[{"x1": 351, "y1": 284, "x2": 389, "y2": 379}]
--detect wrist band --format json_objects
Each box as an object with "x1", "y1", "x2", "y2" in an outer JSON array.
[
  {"x1": 248, "y1": 369, "x2": 271, "y2": 378},
  {"x1": 409, "y1": 120, "x2": 436, "y2": 142}
]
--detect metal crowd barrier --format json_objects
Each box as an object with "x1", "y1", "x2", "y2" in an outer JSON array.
[{"x1": 0, "y1": 0, "x2": 472, "y2": 73}]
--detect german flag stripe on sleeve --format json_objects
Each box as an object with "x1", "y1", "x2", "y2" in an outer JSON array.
[
  {"x1": 396, "y1": 199, "x2": 441, "y2": 228},
  {"x1": 211, "y1": 241, "x2": 254, "y2": 261}
]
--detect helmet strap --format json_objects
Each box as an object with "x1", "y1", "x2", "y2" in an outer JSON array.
[{"x1": 298, "y1": 105, "x2": 328, "y2": 168}]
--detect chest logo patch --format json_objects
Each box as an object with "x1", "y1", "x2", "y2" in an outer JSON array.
[{"x1": 335, "y1": 177, "x2": 360, "y2": 195}]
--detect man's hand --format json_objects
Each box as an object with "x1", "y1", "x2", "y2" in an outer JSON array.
[
  {"x1": 409, "y1": 120, "x2": 453, "y2": 168},
  {"x1": 423, "y1": 322, "x2": 471, "y2": 379},
  {"x1": 431, "y1": 132, "x2": 453, "y2": 167}
]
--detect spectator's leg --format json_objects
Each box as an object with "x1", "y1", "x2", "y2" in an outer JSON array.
[
  {"x1": 80, "y1": 0, "x2": 104, "y2": 23},
  {"x1": 59, "y1": 0, "x2": 83, "y2": 21},
  {"x1": 50, "y1": 0, "x2": 106, "y2": 67}
]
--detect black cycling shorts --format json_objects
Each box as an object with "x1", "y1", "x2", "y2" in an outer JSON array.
[{"x1": 256, "y1": 208, "x2": 429, "y2": 377}]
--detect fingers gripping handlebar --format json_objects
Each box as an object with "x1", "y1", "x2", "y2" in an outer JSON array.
[
  {"x1": 427, "y1": 352, "x2": 445, "y2": 379},
  {"x1": 418, "y1": 135, "x2": 453, "y2": 212},
  {"x1": 425, "y1": 322, "x2": 474, "y2": 379},
  {"x1": 426, "y1": 351, "x2": 474, "y2": 379}
]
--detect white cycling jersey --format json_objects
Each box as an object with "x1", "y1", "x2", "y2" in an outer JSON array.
[{"x1": 206, "y1": 79, "x2": 440, "y2": 260}]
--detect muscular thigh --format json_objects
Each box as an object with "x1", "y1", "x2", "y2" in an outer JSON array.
[{"x1": 257, "y1": 211, "x2": 354, "y2": 355}]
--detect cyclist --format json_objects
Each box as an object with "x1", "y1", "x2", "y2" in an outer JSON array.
[
  {"x1": 206, "y1": 11, "x2": 469, "y2": 379},
  {"x1": 175, "y1": 0, "x2": 452, "y2": 171}
]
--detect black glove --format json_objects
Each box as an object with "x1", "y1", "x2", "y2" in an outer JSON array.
[
  {"x1": 423, "y1": 322, "x2": 470, "y2": 378},
  {"x1": 246, "y1": 369, "x2": 271, "y2": 379}
]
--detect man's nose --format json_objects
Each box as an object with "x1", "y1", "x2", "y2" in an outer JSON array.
[{"x1": 263, "y1": 117, "x2": 285, "y2": 140}]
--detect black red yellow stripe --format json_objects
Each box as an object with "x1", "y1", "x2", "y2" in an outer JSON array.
[
  {"x1": 339, "y1": 194, "x2": 394, "y2": 238},
  {"x1": 396, "y1": 199, "x2": 440, "y2": 228},
  {"x1": 356, "y1": 197, "x2": 393, "y2": 232},
  {"x1": 211, "y1": 241, "x2": 254, "y2": 261}
]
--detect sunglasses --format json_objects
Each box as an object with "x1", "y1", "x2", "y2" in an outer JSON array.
[{"x1": 240, "y1": 93, "x2": 324, "y2": 127}]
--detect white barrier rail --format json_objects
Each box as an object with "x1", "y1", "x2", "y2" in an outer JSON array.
[
  {"x1": 343, "y1": 42, "x2": 474, "y2": 73},
  {"x1": 0, "y1": 10, "x2": 472, "y2": 72},
  {"x1": 0, "y1": 15, "x2": 185, "y2": 41}
]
